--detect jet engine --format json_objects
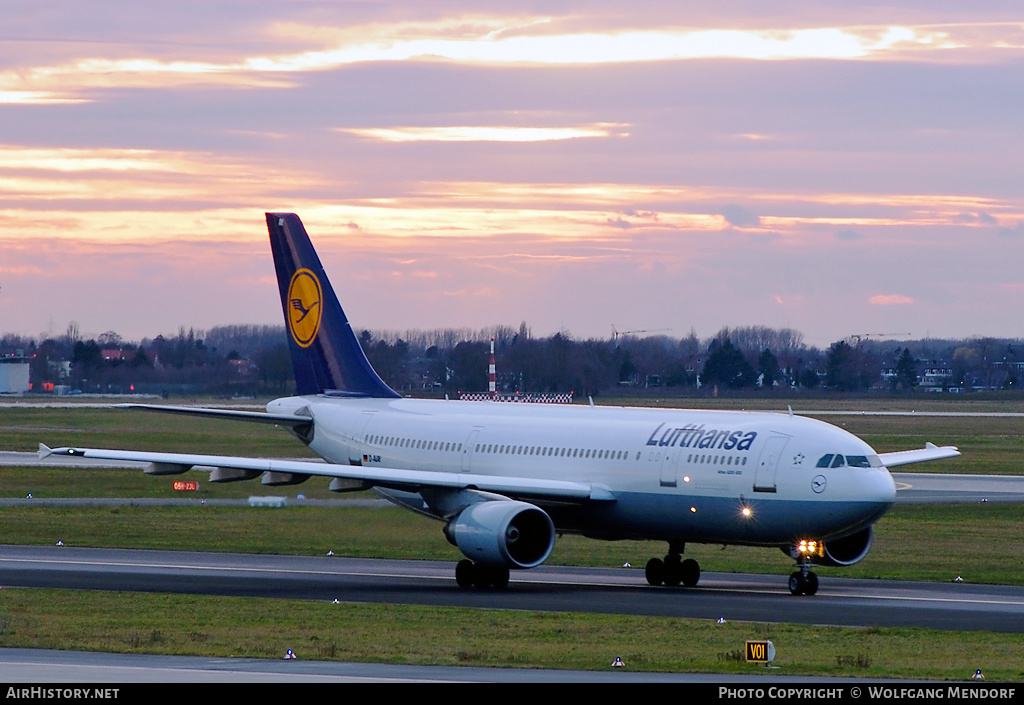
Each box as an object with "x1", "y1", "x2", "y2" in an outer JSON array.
[
  {"x1": 785, "y1": 526, "x2": 874, "y2": 567},
  {"x1": 445, "y1": 500, "x2": 555, "y2": 569}
]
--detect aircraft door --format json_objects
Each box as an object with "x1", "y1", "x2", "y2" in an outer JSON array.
[
  {"x1": 461, "y1": 428, "x2": 481, "y2": 472},
  {"x1": 348, "y1": 411, "x2": 376, "y2": 465},
  {"x1": 753, "y1": 434, "x2": 790, "y2": 493},
  {"x1": 659, "y1": 448, "x2": 682, "y2": 488}
]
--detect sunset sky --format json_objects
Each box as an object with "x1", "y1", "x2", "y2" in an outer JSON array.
[{"x1": 2, "y1": 1, "x2": 1023, "y2": 348}]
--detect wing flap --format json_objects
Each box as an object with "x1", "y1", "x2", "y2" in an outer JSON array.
[
  {"x1": 42, "y1": 445, "x2": 612, "y2": 502},
  {"x1": 878, "y1": 442, "x2": 960, "y2": 468}
]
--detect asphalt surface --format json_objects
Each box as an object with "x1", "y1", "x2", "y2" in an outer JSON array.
[{"x1": 1, "y1": 545, "x2": 1022, "y2": 633}]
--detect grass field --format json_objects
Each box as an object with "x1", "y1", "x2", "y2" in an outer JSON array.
[
  {"x1": 1, "y1": 397, "x2": 1022, "y2": 678},
  {"x1": 0, "y1": 404, "x2": 316, "y2": 459},
  {"x1": 2, "y1": 589, "x2": 1022, "y2": 680}
]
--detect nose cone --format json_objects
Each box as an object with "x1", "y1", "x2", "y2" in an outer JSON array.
[{"x1": 866, "y1": 467, "x2": 897, "y2": 506}]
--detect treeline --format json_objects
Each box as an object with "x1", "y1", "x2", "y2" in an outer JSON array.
[
  {"x1": 2, "y1": 323, "x2": 1021, "y2": 397},
  {"x1": 3, "y1": 324, "x2": 293, "y2": 396}
]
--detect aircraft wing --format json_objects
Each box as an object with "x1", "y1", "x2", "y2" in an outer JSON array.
[
  {"x1": 878, "y1": 442, "x2": 960, "y2": 468},
  {"x1": 38, "y1": 444, "x2": 615, "y2": 502},
  {"x1": 112, "y1": 404, "x2": 313, "y2": 428}
]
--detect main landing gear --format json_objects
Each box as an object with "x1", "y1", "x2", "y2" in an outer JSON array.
[
  {"x1": 455, "y1": 559, "x2": 510, "y2": 589},
  {"x1": 645, "y1": 544, "x2": 700, "y2": 588}
]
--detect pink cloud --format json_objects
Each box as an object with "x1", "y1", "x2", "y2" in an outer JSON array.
[{"x1": 868, "y1": 294, "x2": 914, "y2": 306}]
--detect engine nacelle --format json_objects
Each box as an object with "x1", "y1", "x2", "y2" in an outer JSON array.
[
  {"x1": 784, "y1": 526, "x2": 874, "y2": 567},
  {"x1": 445, "y1": 500, "x2": 555, "y2": 569}
]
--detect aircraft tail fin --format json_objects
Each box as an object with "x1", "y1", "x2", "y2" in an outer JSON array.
[{"x1": 266, "y1": 213, "x2": 399, "y2": 398}]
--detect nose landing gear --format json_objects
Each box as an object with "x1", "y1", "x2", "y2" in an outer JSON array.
[
  {"x1": 789, "y1": 538, "x2": 822, "y2": 595},
  {"x1": 788, "y1": 566, "x2": 819, "y2": 596}
]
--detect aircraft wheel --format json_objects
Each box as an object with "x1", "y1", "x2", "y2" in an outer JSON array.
[
  {"x1": 804, "y1": 571, "x2": 819, "y2": 596},
  {"x1": 473, "y1": 565, "x2": 496, "y2": 589},
  {"x1": 681, "y1": 558, "x2": 700, "y2": 587},
  {"x1": 456, "y1": 559, "x2": 475, "y2": 589},
  {"x1": 645, "y1": 558, "x2": 664, "y2": 586},
  {"x1": 788, "y1": 571, "x2": 806, "y2": 596},
  {"x1": 490, "y1": 566, "x2": 510, "y2": 589},
  {"x1": 467, "y1": 564, "x2": 511, "y2": 590}
]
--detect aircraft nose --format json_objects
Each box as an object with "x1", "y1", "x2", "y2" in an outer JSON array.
[{"x1": 866, "y1": 467, "x2": 897, "y2": 505}]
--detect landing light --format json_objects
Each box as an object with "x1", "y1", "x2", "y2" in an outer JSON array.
[
  {"x1": 690, "y1": 506, "x2": 696, "y2": 513},
  {"x1": 741, "y1": 506, "x2": 752, "y2": 518},
  {"x1": 797, "y1": 539, "x2": 823, "y2": 557}
]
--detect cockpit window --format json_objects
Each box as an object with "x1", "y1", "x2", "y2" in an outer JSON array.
[{"x1": 818, "y1": 453, "x2": 883, "y2": 469}]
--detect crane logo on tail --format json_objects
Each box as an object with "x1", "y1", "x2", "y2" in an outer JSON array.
[{"x1": 287, "y1": 268, "x2": 322, "y2": 348}]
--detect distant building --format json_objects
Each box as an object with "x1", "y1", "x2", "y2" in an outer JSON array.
[
  {"x1": 0, "y1": 360, "x2": 30, "y2": 393},
  {"x1": 50, "y1": 360, "x2": 72, "y2": 380},
  {"x1": 228, "y1": 358, "x2": 254, "y2": 376},
  {"x1": 920, "y1": 365, "x2": 952, "y2": 389}
]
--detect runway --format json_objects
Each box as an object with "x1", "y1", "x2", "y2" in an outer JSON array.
[
  {"x1": 892, "y1": 473, "x2": 1024, "y2": 503},
  {"x1": 1, "y1": 545, "x2": 1023, "y2": 633}
]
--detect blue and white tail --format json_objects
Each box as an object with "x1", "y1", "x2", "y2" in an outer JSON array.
[{"x1": 266, "y1": 213, "x2": 399, "y2": 398}]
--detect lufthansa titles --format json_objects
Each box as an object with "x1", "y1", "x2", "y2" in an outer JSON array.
[{"x1": 646, "y1": 422, "x2": 757, "y2": 451}]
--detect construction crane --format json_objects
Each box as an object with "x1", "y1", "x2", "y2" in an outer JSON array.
[
  {"x1": 847, "y1": 333, "x2": 911, "y2": 346},
  {"x1": 612, "y1": 325, "x2": 672, "y2": 343}
]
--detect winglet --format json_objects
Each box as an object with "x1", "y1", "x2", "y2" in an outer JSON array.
[{"x1": 38, "y1": 443, "x2": 52, "y2": 459}]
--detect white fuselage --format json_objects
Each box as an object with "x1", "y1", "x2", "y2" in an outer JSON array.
[{"x1": 269, "y1": 395, "x2": 896, "y2": 547}]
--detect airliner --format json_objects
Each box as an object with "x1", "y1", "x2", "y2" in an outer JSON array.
[{"x1": 42, "y1": 213, "x2": 960, "y2": 596}]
